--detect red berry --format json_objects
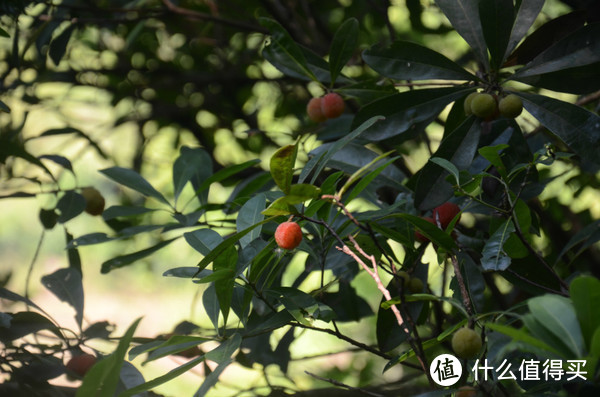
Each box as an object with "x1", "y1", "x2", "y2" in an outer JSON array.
[
  {"x1": 320, "y1": 93, "x2": 345, "y2": 119},
  {"x1": 432, "y1": 202, "x2": 461, "y2": 229},
  {"x1": 275, "y1": 221, "x2": 303, "y2": 250},
  {"x1": 415, "y1": 217, "x2": 435, "y2": 243},
  {"x1": 306, "y1": 97, "x2": 326, "y2": 122},
  {"x1": 66, "y1": 353, "x2": 96, "y2": 378}
]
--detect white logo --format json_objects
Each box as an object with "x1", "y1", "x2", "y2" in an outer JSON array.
[{"x1": 430, "y1": 354, "x2": 462, "y2": 386}]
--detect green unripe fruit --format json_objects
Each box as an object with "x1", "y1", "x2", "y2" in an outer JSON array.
[
  {"x1": 408, "y1": 277, "x2": 424, "y2": 293},
  {"x1": 498, "y1": 94, "x2": 523, "y2": 118},
  {"x1": 470, "y1": 93, "x2": 497, "y2": 119},
  {"x1": 396, "y1": 271, "x2": 410, "y2": 287},
  {"x1": 451, "y1": 327, "x2": 482, "y2": 359},
  {"x1": 463, "y1": 92, "x2": 479, "y2": 116}
]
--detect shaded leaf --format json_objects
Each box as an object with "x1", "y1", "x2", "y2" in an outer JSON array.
[
  {"x1": 41, "y1": 268, "x2": 84, "y2": 328},
  {"x1": 173, "y1": 146, "x2": 211, "y2": 202},
  {"x1": 56, "y1": 191, "x2": 86, "y2": 223},
  {"x1": 270, "y1": 144, "x2": 298, "y2": 194},
  {"x1": 503, "y1": 0, "x2": 545, "y2": 60},
  {"x1": 351, "y1": 87, "x2": 472, "y2": 142},
  {"x1": 0, "y1": 312, "x2": 59, "y2": 342},
  {"x1": 363, "y1": 41, "x2": 476, "y2": 81},
  {"x1": 479, "y1": 0, "x2": 514, "y2": 70},
  {"x1": 184, "y1": 229, "x2": 223, "y2": 256},
  {"x1": 570, "y1": 276, "x2": 600, "y2": 351},
  {"x1": 101, "y1": 167, "x2": 169, "y2": 206},
  {"x1": 49, "y1": 24, "x2": 75, "y2": 65},
  {"x1": 516, "y1": 92, "x2": 600, "y2": 165},
  {"x1": 39, "y1": 154, "x2": 73, "y2": 173},
  {"x1": 237, "y1": 194, "x2": 266, "y2": 248},
  {"x1": 481, "y1": 219, "x2": 515, "y2": 271},
  {"x1": 329, "y1": 18, "x2": 358, "y2": 85},
  {"x1": 101, "y1": 238, "x2": 177, "y2": 273}
]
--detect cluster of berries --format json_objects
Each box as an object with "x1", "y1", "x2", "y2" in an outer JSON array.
[
  {"x1": 464, "y1": 91, "x2": 523, "y2": 121},
  {"x1": 306, "y1": 93, "x2": 345, "y2": 122}
]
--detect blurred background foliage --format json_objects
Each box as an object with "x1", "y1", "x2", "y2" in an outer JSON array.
[{"x1": 1, "y1": 0, "x2": 600, "y2": 396}]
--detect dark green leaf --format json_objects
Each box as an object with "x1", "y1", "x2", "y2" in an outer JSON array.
[
  {"x1": 329, "y1": 18, "x2": 358, "y2": 85},
  {"x1": 173, "y1": 146, "x2": 212, "y2": 202},
  {"x1": 351, "y1": 87, "x2": 472, "y2": 141},
  {"x1": 214, "y1": 246, "x2": 237, "y2": 325},
  {"x1": 56, "y1": 191, "x2": 86, "y2": 223},
  {"x1": 0, "y1": 99, "x2": 10, "y2": 113},
  {"x1": 194, "y1": 359, "x2": 232, "y2": 397},
  {"x1": 36, "y1": 127, "x2": 108, "y2": 159},
  {"x1": 485, "y1": 322, "x2": 562, "y2": 355},
  {"x1": 237, "y1": 194, "x2": 265, "y2": 248},
  {"x1": 0, "y1": 27, "x2": 9, "y2": 38},
  {"x1": 513, "y1": 62, "x2": 600, "y2": 95},
  {"x1": 101, "y1": 238, "x2": 177, "y2": 273},
  {"x1": 570, "y1": 276, "x2": 600, "y2": 351},
  {"x1": 481, "y1": 219, "x2": 514, "y2": 271},
  {"x1": 435, "y1": 0, "x2": 489, "y2": 68},
  {"x1": 414, "y1": 117, "x2": 480, "y2": 210},
  {"x1": 555, "y1": 220, "x2": 600, "y2": 265},
  {"x1": 270, "y1": 144, "x2": 298, "y2": 194},
  {"x1": 143, "y1": 335, "x2": 210, "y2": 363},
  {"x1": 39, "y1": 154, "x2": 73, "y2": 172},
  {"x1": 49, "y1": 24, "x2": 75, "y2": 65},
  {"x1": 39, "y1": 208, "x2": 58, "y2": 230},
  {"x1": 516, "y1": 92, "x2": 600, "y2": 165},
  {"x1": 0, "y1": 312, "x2": 59, "y2": 342},
  {"x1": 513, "y1": 23, "x2": 600, "y2": 79},
  {"x1": 184, "y1": 228, "x2": 223, "y2": 256},
  {"x1": 528, "y1": 295, "x2": 584, "y2": 357},
  {"x1": 261, "y1": 197, "x2": 299, "y2": 216},
  {"x1": 203, "y1": 284, "x2": 220, "y2": 331},
  {"x1": 362, "y1": 41, "x2": 476, "y2": 81},
  {"x1": 400, "y1": 214, "x2": 457, "y2": 251},
  {"x1": 205, "y1": 333, "x2": 241, "y2": 364},
  {"x1": 41, "y1": 268, "x2": 84, "y2": 328},
  {"x1": 301, "y1": 116, "x2": 383, "y2": 184},
  {"x1": 505, "y1": 11, "x2": 587, "y2": 66},
  {"x1": 101, "y1": 167, "x2": 169, "y2": 206},
  {"x1": 102, "y1": 205, "x2": 156, "y2": 220},
  {"x1": 478, "y1": 0, "x2": 514, "y2": 70},
  {"x1": 0, "y1": 288, "x2": 42, "y2": 311},
  {"x1": 259, "y1": 18, "x2": 317, "y2": 82},
  {"x1": 65, "y1": 231, "x2": 82, "y2": 273},
  {"x1": 503, "y1": 0, "x2": 545, "y2": 59}
]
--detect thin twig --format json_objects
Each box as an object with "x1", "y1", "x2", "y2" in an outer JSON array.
[{"x1": 305, "y1": 371, "x2": 386, "y2": 397}]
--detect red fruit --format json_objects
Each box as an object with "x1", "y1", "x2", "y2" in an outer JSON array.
[
  {"x1": 415, "y1": 217, "x2": 435, "y2": 243},
  {"x1": 66, "y1": 353, "x2": 96, "y2": 378},
  {"x1": 320, "y1": 93, "x2": 345, "y2": 119},
  {"x1": 306, "y1": 97, "x2": 326, "y2": 122},
  {"x1": 432, "y1": 202, "x2": 461, "y2": 229},
  {"x1": 275, "y1": 221, "x2": 303, "y2": 250}
]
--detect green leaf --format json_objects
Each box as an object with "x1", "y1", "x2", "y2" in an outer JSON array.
[
  {"x1": 481, "y1": 219, "x2": 514, "y2": 271},
  {"x1": 591, "y1": 327, "x2": 600, "y2": 358},
  {"x1": 512, "y1": 23, "x2": 600, "y2": 79},
  {"x1": 270, "y1": 144, "x2": 298, "y2": 194},
  {"x1": 0, "y1": 288, "x2": 43, "y2": 311},
  {"x1": 41, "y1": 268, "x2": 84, "y2": 329},
  {"x1": 485, "y1": 321, "x2": 562, "y2": 356},
  {"x1": 196, "y1": 218, "x2": 275, "y2": 271},
  {"x1": 344, "y1": 156, "x2": 399, "y2": 203},
  {"x1": 119, "y1": 356, "x2": 205, "y2": 397},
  {"x1": 39, "y1": 154, "x2": 73, "y2": 173},
  {"x1": 193, "y1": 359, "x2": 232, "y2": 397},
  {"x1": 237, "y1": 194, "x2": 266, "y2": 248},
  {"x1": 362, "y1": 41, "x2": 477, "y2": 81},
  {"x1": 261, "y1": 197, "x2": 299, "y2": 216},
  {"x1": 142, "y1": 335, "x2": 210, "y2": 363},
  {"x1": 101, "y1": 167, "x2": 170, "y2": 206},
  {"x1": 435, "y1": 0, "x2": 489, "y2": 68},
  {"x1": 528, "y1": 295, "x2": 585, "y2": 358},
  {"x1": 0, "y1": 99, "x2": 10, "y2": 113},
  {"x1": 56, "y1": 191, "x2": 86, "y2": 223},
  {"x1": 329, "y1": 18, "x2": 358, "y2": 85},
  {"x1": 36, "y1": 127, "x2": 108, "y2": 159},
  {"x1": 400, "y1": 214, "x2": 456, "y2": 251},
  {"x1": 351, "y1": 87, "x2": 472, "y2": 141},
  {"x1": 101, "y1": 238, "x2": 177, "y2": 273},
  {"x1": 214, "y1": 246, "x2": 237, "y2": 325},
  {"x1": 429, "y1": 157, "x2": 460, "y2": 185},
  {"x1": 102, "y1": 205, "x2": 156, "y2": 220},
  {"x1": 259, "y1": 17, "x2": 317, "y2": 82},
  {"x1": 503, "y1": 0, "x2": 544, "y2": 60},
  {"x1": 506, "y1": 11, "x2": 587, "y2": 66},
  {"x1": 0, "y1": 312, "x2": 59, "y2": 341},
  {"x1": 516, "y1": 92, "x2": 600, "y2": 165},
  {"x1": 205, "y1": 333, "x2": 241, "y2": 364},
  {"x1": 49, "y1": 24, "x2": 75, "y2": 65},
  {"x1": 555, "y1": 220, "x2": 600, "y2": 265},
  {"x1": 172, "y1": 146, "x2": 211, "y2": 202},
  {"x1": 77, "y1": 318, "x2": 141, "y2": 397},
  {"x1": 414, "y1": 117, "x2": 480, "y2": 210},
  {"x1": 300, "y1": 116, "x2": 383, "y2": 184},
  {"x1": 512, "y1": 63, "x2": 600, "y2": 95},
  {"x1": 184, "y1": 229, "x2": 224, "y2": 256},
  {"x1": 203, "y1": 284, "x2": 220, "y2": 331},
  {"x1": 0, "y1": 27, "x2": 9, "y2": 38},
  {"x1": 570, "y1": 276, "x2": 600, "y2": 351},
  {"x1": 478, "y1": 0, "x2": 514, "y2": 70}
]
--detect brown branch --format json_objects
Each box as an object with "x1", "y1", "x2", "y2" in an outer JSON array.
[
  {"x1": 160, "y1": 0, "x2": 267, "y2": 33},
  {"x1": 450, "y1": 254, "x2": 474, "y2": 324}
]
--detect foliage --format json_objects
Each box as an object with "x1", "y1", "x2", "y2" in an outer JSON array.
[{"x1": 1, "y1": 0, "x2": 600, "y2": 396}]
